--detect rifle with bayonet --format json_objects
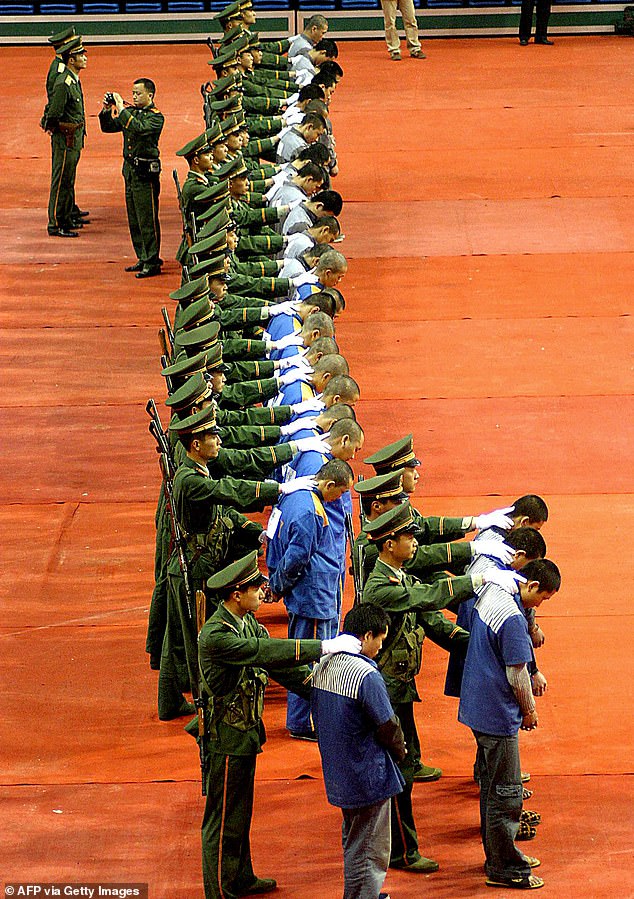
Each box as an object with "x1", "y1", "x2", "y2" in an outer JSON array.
[
  {"x1": 161, "y1": 307, "x2": 174, "y2": 356},
  {"x1": 173, "y1": 168, "x2": 195, "y2": 281},
  {"x1": 146, "y1": 398, "x2": 210, "y2": 795}
]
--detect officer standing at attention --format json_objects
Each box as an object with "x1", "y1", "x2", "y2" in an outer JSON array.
[
  {"x1": 42, "y1": 35, "x2": 88, "y2": 238},
  {"x1": 99, "y1": 78, "x2": 164, "y2": 278},
  {"x1": 45, "y1": 25, "x2": 76, "y2": 99},
  {"x1": 198, "y1": 551, "x2": 361, "y2": 899}
]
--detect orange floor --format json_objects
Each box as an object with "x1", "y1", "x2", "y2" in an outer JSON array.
[{"x1": 1, "y1": 36, "x2": 633, "y2": 898}]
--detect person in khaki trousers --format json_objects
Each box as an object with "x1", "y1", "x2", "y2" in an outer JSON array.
[{"x1": 380, "y1": 0, "x2": 426, "y2": 60}]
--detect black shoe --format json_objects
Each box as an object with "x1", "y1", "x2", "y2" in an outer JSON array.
[
  {"x1": 289, "y1": 729, "x2": 317, "y2": 742},
  {"x1": 519, "y1": 38, "x2": 529, "y2": 45},
  {"x1": 125, "y1": 261, "x2": 144, "y2": 272},
  {"x1": 49, "y1": 228, "x2": 78, "y2": 238},
  {"x1": 136, "y1": 264, "x2": 162, "y2": 279},
  {"x1": 75, "y1": 209, "x2": 90, "y2": 217},
  {"x1": 535, "y1": 37, "x2": 553, "y2": 44},
  {"x1": 237, "y1": 878, "x2": 277, "y2": 895},
  {"x1": 71, "y1": 219, "x2": 91, "y2": 227}
]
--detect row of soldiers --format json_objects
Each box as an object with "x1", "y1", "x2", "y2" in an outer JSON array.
[{"x1": 140, "y1": 6, "x2": 561, "y2": 896}]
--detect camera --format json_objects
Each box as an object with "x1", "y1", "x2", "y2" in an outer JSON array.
[{"x1": 104, "y1": 91, "x2": 115, "y2": 105}]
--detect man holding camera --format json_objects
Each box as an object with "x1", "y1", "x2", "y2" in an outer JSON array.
[{"x1": 99, "y1": 78, "x2": 164, "y2": 278}]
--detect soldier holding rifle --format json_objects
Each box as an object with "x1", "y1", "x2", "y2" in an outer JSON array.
[{"x1": 198, "y1": 550, "x2": 361, "y2": 899}]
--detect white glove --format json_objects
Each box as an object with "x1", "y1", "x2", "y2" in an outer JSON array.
[
  {"x1": 280, "y1": 416, "x2": 317, "y2": 436},
  {"x1": 286, "y1": 91, "x2": 300, "y2": 105},
  {"x1": 482, "y1": 568, "x2": 527, "y2": 593},
  {"x1": 278, "y1": 351, "x2": 311, "y2": 372},
  {"x1": 279, "y1": 475, "x2": 316, "y2": 495},
  {"x1": 474, "y1": 506, "x2": 515, "y2": 531},
  {"x1": 293, "y1": 435, "x2": 331, "y2": 454},
  {"x1": 291, "y1": 397, "x2": 325, "y2": 415},
  {"x1": 277, "y1": 356, "x2": 301, "y2": 372},
  {"x1": 321, "y1": 635, "x2": 362, "y2": 656},
  {"x1": 278, "y1": 367, "x2": 313, "y2": 386},
  {"x1": 273, "y1": 332, "x2": 305, "y2": 351},
  {"x1": 269, "y1": 300, "x2": 300, "y2": 317},
  {"x1": 472, "y1": 539, "x2": 515, "y2": 565}
]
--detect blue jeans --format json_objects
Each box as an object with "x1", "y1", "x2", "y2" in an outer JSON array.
[
  {"x1": 342, "y1": 799, "x2": 391, "y2": 899},
  {"x1": 473, "y1": 730, "x2": 531, "y2": 881}
]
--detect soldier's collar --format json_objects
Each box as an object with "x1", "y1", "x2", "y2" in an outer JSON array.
[
  {"x1": 223, "y1": 606, "x2": 245, "y2": 632},
  {"x1": 185, "y1": 455, "x2": 210, "y2": 477},
  {"x1": 378, "y1": 559, "x2": 404, "y2": 581}
]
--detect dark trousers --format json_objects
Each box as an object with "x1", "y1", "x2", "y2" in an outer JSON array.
[
  {"x1": 390, "y1": 701, "x2": 421, "y2": 864},
  {"x1": 472, "y1": 730, "x2": 530, "y2": 881},
  {"x1": 286, "y1": 612, "x2": 338, "y2": 732},
  {"x1": 146, "y1": 492, "x2": 171, "y2": 666},
  {"x1": 158, "y1": 564, "x2": 197, "y2": 719},
  {"x1": 48, "y1": 134, "x2": 80, "y2": 231},
  {"x1": 519, "y1": 0, "x2": 551, "y2": 40},
  {"x1": 202, "y1": 752, "x2": 258, "y2": 899},
  {"x1": 123, "y1": 160, "x2": 161, "y2": 265}
]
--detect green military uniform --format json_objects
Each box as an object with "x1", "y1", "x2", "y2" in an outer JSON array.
[
  {"x1": 259, "y1": 39, "x2": 291, "y2": 56},
  {"x1": 146, "y1": 373, "x2": 293, "y2": 670},
  {"x1": 244, "y1": 115, "x2": 283, "y2": 140},
  {"x1": 363, "y1": 434, "x2": 476, "y2": 581},
  {"x1": 158, "y1": 405, "x2": 282, "y2": 719},
  {"x1": 45, "y1": 26, "x2": 76, "y2": 100},
  {"x1": 98, "y1": 100, "x2": 164, "y2": 269},
  {"x1": 362, "y1": 504, "x2": 471, "y2": 869},
  {"x1": 245, "y1": 96, "x2": 284, "y2": 116},
  {"x1": 257, "y1": 50, "x2": 290, "y2": 70},
  {"x1": 237, "y1": 230, "x2": 284, "y2": 258},
  {"x1": 355, "y1": 529, "x2": 474, "y2": 587},
  {"x1": 198, "y1": 552, "x2": 321, "y2": 899},
  {"x1": 176, "y1": 170, "x2": 212, "y2": 264},
  {"x1": 46, "y1": 55, "x2": 68, "y2": 101},
  {"x1": 42, "y1": 39, "x2": 85, "y2": 235}
]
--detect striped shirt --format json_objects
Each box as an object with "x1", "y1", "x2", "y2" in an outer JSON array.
[
  {"x1": 311, "y1": 652, "x2": 405, "y2": 808},
  {"x1": 458, "y1": 583, "x2": 533, "y2": 736}
]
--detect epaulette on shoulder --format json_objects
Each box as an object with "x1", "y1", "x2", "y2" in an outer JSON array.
[
  {"x1": 65, "y1": 74, "x2": 73, "y2": 86},
  {"x1": 388, "y1": 576, "x2": 400, "y2": 584},
  {"x1": 150, "y1": 106, "x2": 161, "y2": 113}
]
